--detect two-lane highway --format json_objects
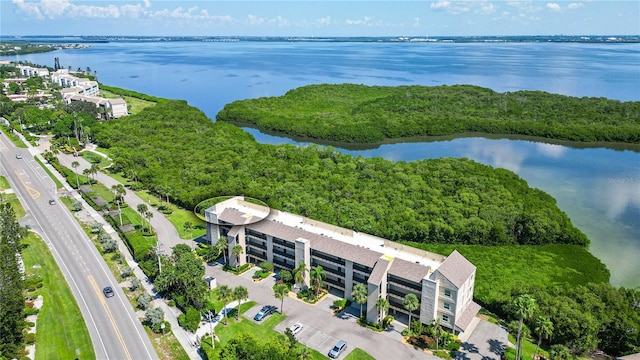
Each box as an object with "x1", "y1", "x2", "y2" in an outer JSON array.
[{"x1": 0, "y1": 132, "x2": 158, "y2": 360}]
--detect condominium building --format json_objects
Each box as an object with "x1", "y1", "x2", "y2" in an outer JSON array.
[{"x1": 205, "y1": 196, "x2": 480, "y2": 336}]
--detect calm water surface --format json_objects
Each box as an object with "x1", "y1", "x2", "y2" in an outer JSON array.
[{"x1": 7, "y1": 41, "x2": 640, "y2": 287}]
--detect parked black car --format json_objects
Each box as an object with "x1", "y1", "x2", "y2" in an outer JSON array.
[{"x1": 253, "y1": 305, "x2": 277, "y2": 321}]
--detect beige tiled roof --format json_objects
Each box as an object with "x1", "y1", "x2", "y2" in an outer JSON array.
[
  {"x1": 455, "y1": 301, "x2": 481, "y2": 331},
  {"x1": 367, "y1": 258, "x2": 390, "y2": 285},
  {"x1": 248, "y1": 219, "x2": 381, "y2": 267},
  {"x1": 219, "y1": 208, "x2": 256, "y2": 225},
  {"x1": 388, "y1": 258, "x2": 431, "y2": 283},
  {"x1": 108, "y1": 98, "x2": 126, "y2": 105},
  {"x1": 436, "y1": 250, "x2": 475, "y2": 288}
]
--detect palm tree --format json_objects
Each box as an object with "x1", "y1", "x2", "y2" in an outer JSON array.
[
  {"x1": 403, "y1": 293, "x2": 419, "y2": 336},
  {"x1": 274, "y1": 283, "x2": 289, "y2": 315},
  {"x1": 145, "y1": 210, "x2": 154, "y2": 233},
  {"x1": 298, "y1": 346, "x2": 311, "y2": 360},
  {"x1": 293, "y1": 262, "x2": 308, "y2": 291},
  {"x1": 309, "y1": 265, "x2": 326, "y2": 300},
  {"x1": 233, "y1": 286, "x2": 248, "y2": 320},
  {"x1": 533, "y1": 316, "x2": 554, "y2": 360},
  {"x1": 183, "y1": 221, "x2": 193, "y2": 239},
  {"x1": 514, "y1": 294, "x2": 538, "y2": 360},
  {"x1": 82, "y1": 168, "x2": 92, "y2": 183},
  {"x1": 114, "y1": 184, "x2": 126, "y2": 203},
  {"x1": 89, "y1": 163, "x2": 99, "y2": 180},
  {"x1": 71, "y1": 161, "x2": 80, "y2": 188},
  {"x1": 433, "y1": 320, "x2": 444, "y2": 353},
  {"x1": 217, "y1": 285, "x2": 232, "y2": 325},
  {"x1": 351, "y1": 283, "x2": 368, "y2": 318},
  {"x1": 216, "y1": 237, "x2": 228, "y2": 265},
  {"x1": 231, "y1": 245, "x2": 243, "y2": 271},
  {"x1": 137, "y1": 203, "x2": 149, "y2": 231},
  {"x1": 376, "y1": 298, "x2": 390, "y2": 326}
]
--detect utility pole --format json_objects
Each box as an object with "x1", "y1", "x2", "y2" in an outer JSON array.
[
  {"x1": 117, "y1": 200, "x2": 123, "y2": 226},
  {"x1": 203, "y1": 310, "x2": 215, "y2": 349}
]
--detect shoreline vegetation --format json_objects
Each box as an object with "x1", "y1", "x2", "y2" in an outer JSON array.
[
  {"x1": 216, "y1": 84, "x2": 640, "y2": 144},
  {"x1": 2, "y1": 62, "x2": 638, "y2": 356}
]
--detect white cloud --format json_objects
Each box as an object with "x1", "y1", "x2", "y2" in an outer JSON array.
[
  {"x1": 247, "y1": 14, "x2": 265, "y2": 25},
  {"x1": 430, "y1": 1, "x2": 496, "y2": 15},
  {"x1": 267, "y1": 16, "x2": 290, "y2": 27},
  {"x1": 413, "y1": 17, "x2": 420, "y2": 27},
  {"x1": 567, "y1": 2, "x2": 584, "y2": 9},
  {"x1": 345, "y1": 16, "x2": 373, "y2": 26},
  {"x1": 316, "y1": 16, "x2": 332, "y2": 26},
  {"x1": 546, "y1": 3, "x2": 562, "y2": 12}
]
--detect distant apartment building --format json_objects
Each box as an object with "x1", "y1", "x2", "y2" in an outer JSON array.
[
  {"x1": 52, "y1": 69, "x2": 128, "y2": 119},
  {"x1": 17, "y1": 65, "x2": 49, "y2": 77},
  {"x1": 205, "y1": 196, "x2": 480, "y2": 336}
]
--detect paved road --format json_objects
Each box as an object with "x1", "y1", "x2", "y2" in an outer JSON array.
[
  {"x1": 0, "y1": 133, "x2": 159, "y2": 360},
  {"x1": 57, "y1": 151, "x2": 187, "y2": 251}
]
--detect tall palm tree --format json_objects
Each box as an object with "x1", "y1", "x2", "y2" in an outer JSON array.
[
  {"x1": 145, "y1": 210, "x2": 154, "y2": 233},
  {"x1": 433, "y1": 320, "x2": 444, "y2": 353},
  {"x1": 89, "y1": 163, "x2": 99, "y2": 180},
  {"x1": 71, "y1": 161, "x2": 80, "y2": 188},
  {"x1": 533, "y1": 316, "x2": 554, "y2": 360},
  {"x1": 137, "y1": 203, "x2": 149, "y2": 231},
  {"x1": 233, "y1": 286, "x2": 248, "y2": 320},
  {"x1": 231, "y1": 245, "x2": 243, "y2": 271},
  {"x1": 274, "y1": 283, "x2": 289, "y2": 315},
  {"x1": 293, "y1": 262, "x2": 308, "y2": 291},
  {"x1": 403, "y1": 293, "x2": 419, "y2": 336},
  {"x1": 216, "y1": 237, "x2": 228, "y2": 264},
  {"x1": 376, "y1": 297, "x2": 389, "y2": 325},
  {"x1": 309, "y1": 265, "x2": 326, "y2": 300},
  {"x1": 114, "y1": 184, "x2": 126, "y2": 203},
  {"x1": 351, "y1": 283, "x2": 368, "y2": 318},
  {"x1": 217, "y1": 285, "x2": 232, "y2": 325},
  {"x1": 82, "y1": 168, "x2": 92, "y2": 183},
  {"x1": 514, "y1": 294, "x2": 538, "y2": 360}
]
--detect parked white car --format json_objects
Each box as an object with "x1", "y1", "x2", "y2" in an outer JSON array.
[{"x1": 288, "y1": 322, "x2": 304, "y2": 336}]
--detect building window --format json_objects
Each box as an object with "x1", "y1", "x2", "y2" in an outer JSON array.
[
  {"x1": 442, "y1": 314, "x2": 449, "y2": 322},
  {"x1": 444, "y1": 302, "x2": 450, "y2": 310},
  {"x1": 444, "y1": 289, "x2": 451, "y2": 297}
]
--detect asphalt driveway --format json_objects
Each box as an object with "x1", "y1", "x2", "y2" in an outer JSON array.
[{"x1": 455, "y1": 319, "x2": 509, "y2": 360}]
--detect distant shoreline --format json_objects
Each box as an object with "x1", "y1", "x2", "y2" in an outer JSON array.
[{"x1": 1, "y1": 34, "x2": 639, "y2": 44}]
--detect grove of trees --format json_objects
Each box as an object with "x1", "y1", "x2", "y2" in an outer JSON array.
[
  {"x1": 216, "y1": 84, "x2": 640, "y2": 144},
  {"x1": 92, "y1": 100, "x2": 588, "y2": 247}
]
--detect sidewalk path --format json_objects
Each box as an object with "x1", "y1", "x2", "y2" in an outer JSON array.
[
  {"x1": 15, "y1": 135, "x2": 202, "y2": 360},
  {"x1": 57, "y1": 151, "x2": 188, "y2": 251}
]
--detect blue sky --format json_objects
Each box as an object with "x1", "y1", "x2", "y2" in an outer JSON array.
[{"x1": 1, "y1": 0, "x2": 638, "y2": 37}]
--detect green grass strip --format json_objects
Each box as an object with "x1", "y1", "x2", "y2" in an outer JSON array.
[
  {"x1": 33, "y1": 156, "x2": 63, "y2": 190},
  {"x1": 21, "y1": 233, "x2": 96, "y2": 360},
  {"x1": 345, "y1": 348, "x2": 376, "y2": 360}
]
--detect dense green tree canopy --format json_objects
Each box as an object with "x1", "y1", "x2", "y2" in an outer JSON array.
[
  {"x1": 0, "y1": 204, "x2": 27, "y2": 358},
  {"x1": 216, "y1": 84, "x2": 640, "y2": 143},
  {"x1": 93, "y1": 100, "x2": 587, "y2": 246}
]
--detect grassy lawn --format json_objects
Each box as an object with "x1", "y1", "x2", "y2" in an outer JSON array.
[
  {"x1": 345, "y1": 347, "x2": 376, "y2": 360},
  {"x1": 81, "y1": 151, "x2": 111, "y2": 168},
  {"x1": 21, "y1": 232, "x2": 96, "y2": 360},
  {"x1": 0, "y1": 127, "x2": 28, "y2": 148},
  {"x1": 0, "y1": 175, "x2": 10, "y2": 189},
  {"x1": 509, "y1": 334, "x2": 548, "y2": 360},
  {"x1": 145, "y1": 326, "x2": 190, "y2": 360},
  {"x1": 100, "y1": 89, "x2": 156, "y2": 115},
  {"x1": 89, "y1": 183, "x2": 116, "y2": 204},
  {"x1": 34, "y1": 156, "x2": 63, "y2": 190},
  {"x1": 135, "y1": 189, "x2": 207, "y2": 239}
]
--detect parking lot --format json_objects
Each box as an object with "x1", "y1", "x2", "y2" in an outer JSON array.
[{"x1": 209, "y1": 262, "x2": 439, "y2": 359}]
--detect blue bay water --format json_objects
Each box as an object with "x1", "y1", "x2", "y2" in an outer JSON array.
[{"x1": 6, "y1": 40, "x2": 640, "y2": 287}]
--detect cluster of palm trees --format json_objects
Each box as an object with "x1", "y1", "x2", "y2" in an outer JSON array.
[
  {"x1": 290, "y1": 262, "x2": 327, "y2": 302},
  {"x1": 136, "y1": 203, "x2": 154, "y2": 233},
  {"x1": 70, "y1": 160, "x2": 100, "y2": 188},
  {"x1": 513, "y1": 294, "x2": 554, "y2": 360},
  {"x1": 215, "y1": 237, "x2": 244, "y2": 272},
  {"x1": 216, "y1": 285, "x2": 249, "y2": 325}
]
